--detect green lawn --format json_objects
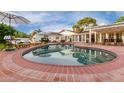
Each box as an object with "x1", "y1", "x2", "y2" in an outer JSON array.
[
  {"x1": 0, "y1": 43, "x2": 6, "y2": 49},
  {"x1": 0, "y1": 43, "x2": 16, "y2": 49}
]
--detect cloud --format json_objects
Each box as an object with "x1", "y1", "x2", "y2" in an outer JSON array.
[
  {"x1": 14, "y1": 11, "x2": 72, "y2": 32},
  {"x1": 12, "y1": 11, "x2": 120, "y2": 33},
  {"x1": 114, "y1": 11, "x2": 124, "y2": 16},
  {"x1": 14, "y1": 11, "x2": 65, "y2": 24},
  {"x1": 14, "y1": 11, "x2": 49, "y2": 23},
  {"x1": 27, "y1": 23, "x2": 72, "y2": 34},
  {"x1": 96, "y1": 17, "x2": 110, "y2": 25},
  {"x1": 66, "y1": 11, "x2": 111, "y2": 25},
  {"x1": 40, "y1": 23, "x2": 72, "y2": 32}
]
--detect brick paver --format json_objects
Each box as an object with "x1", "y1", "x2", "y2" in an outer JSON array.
[{"x1": 0, "y1": 44, "x2": 124, "y2": 81}]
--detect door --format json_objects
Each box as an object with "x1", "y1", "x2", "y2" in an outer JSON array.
[{"x1": 91, "y1": 34, "x2": 95, "y2": 43}]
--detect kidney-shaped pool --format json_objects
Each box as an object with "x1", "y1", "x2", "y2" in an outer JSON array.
[{"x1": 23, "y1": 44, "x2": 117, "y2": 66}]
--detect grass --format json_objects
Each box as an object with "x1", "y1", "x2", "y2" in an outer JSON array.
[
  {"x1": 0, "y1": 43, "x2": 16, "y2": 50},
  {"x1": 0, "y1": 43, "x2": 6, "y2": 49}
]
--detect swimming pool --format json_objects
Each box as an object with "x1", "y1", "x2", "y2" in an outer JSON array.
[{"x1": 23, "y1": 44, "x2": 117, "y2": 66}]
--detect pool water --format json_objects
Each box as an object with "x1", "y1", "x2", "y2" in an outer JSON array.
[{"x1": 23, "y1": 44, "x2": 116, "y2": 66}]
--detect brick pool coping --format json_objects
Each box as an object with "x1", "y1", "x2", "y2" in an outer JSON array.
[{"x1": 1, "y1": 44, "x2": 124, "y2": 81}]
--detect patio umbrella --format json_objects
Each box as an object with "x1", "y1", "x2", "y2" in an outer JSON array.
[
  {"x1": 0, "y1": 11, "x2": 30, "y2": 49},
  {"x1": 0, "y1": 11, "x2": 30, "y2": 25},
  {"x1": 4, "y1": 35, "x2": 13, "y2": 40},
  {"x1": 0, "y1": 11, "x2": 30, "y2": 35},
  {"x1": 0, "y1": 11, "x2": 30, "y2": 36}
]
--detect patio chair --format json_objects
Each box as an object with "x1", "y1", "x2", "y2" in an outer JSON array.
[{"x1": 5, "y1": 42, "x2": 16, "y2": 51}]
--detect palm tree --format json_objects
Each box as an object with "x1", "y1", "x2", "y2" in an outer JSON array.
[
  {"x1": 114, "y1": 16, "x2": 124, "y2": 24},
  {"x1": 35, "y1": 29, "x2": 43, "y2": 33}
]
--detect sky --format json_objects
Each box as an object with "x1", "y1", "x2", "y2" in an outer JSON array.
[{"x1": 10, "y1": 11, "x2": 124, "y2": 34}]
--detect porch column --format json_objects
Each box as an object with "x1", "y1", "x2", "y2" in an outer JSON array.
[
  {"x1": 114, "y1": 32, "x2": 116, "y2": 43},
  {"x1": 84, "y1": 34, "x2": 86, "y2": 43},
  {"x1": 89, "y1": 29, "x2": 92, "y2": 43},
  {"x1": 78, "y1": 35, "x2": 80, "y2": 42},
  {"x1": 76, "y1": 35, "x2": 78, "y2": 42},
  {"x1": 122, "y1": 32, "x2": 124, "y2": 44},
  {"x1": 106, "y1": 33, "x2": 108, "y2": 39},
  {"x1": 99, "y1": 33, "x2": 102, "y2": 43}
]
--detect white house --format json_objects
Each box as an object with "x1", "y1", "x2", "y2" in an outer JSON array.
[
  {"x1": 59, "y1": 29, "x2": 76, "y2": 42},
  {"x1": 47, "y1": 32, "x2": 62, "y2": 42},
  {"x1": 30, "y1": 29, "x2": 46, "y2": 43}
]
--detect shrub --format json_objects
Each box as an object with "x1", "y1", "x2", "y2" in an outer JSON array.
[{"x1": 40, "y1": 38, "x2": 49, "y2": 43}]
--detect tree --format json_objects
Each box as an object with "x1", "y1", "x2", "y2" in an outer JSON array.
[
  {"x1": 14, "y1": 31, "x2": 29, "y2": 38},
  {"x1": 115, "y1": 16, "x2": 124, "y2": 23},
  {"x1": 0, "y1": 23, "x2": 29, "y2": 43},
  {"x1": 72, "y1": 17, "x2": 97, "y2": 33},
  {"x1": 77, "y1": 17, "x2": 97, "y2": 27},
  {"x1": 72, "y1": 24, "x2": 82, "y2": 33},
  {"x1": 72, "y1": 25, "x2": 80, "y2": 29},
  {"x1": 79, "y1": 27, "x2": 84, "y2": 32},
  {"x1": 0, "y1": 23, "x2": 16, "y2": 42}
]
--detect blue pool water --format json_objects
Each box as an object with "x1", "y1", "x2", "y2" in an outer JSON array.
[{"x1": 23, "y1": 44, "x2": 116, "y2": 66}]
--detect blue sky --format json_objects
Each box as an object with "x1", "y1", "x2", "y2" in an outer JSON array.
[{"x1": 11, "y1": 11, "x2": 124, "y2": 34}]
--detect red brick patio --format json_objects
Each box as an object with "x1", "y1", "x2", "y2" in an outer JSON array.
[{"x1": 1, "y1": 44, "x2": 124, "y2": 82}]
